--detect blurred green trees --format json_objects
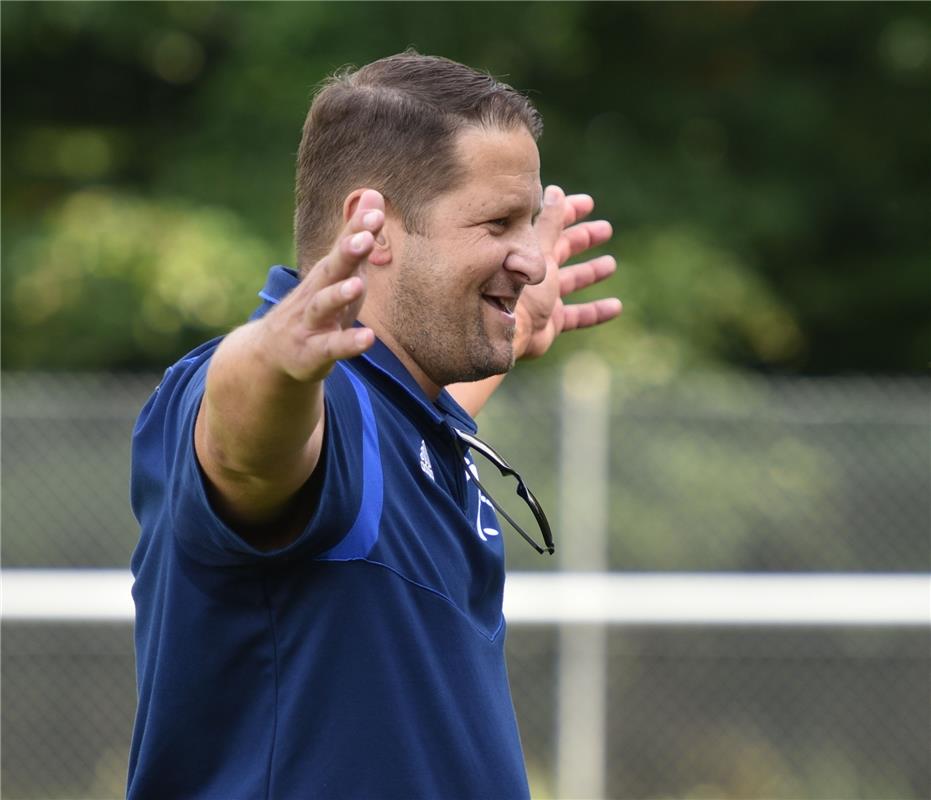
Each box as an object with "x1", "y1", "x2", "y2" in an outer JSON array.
[{"x1": 3, "y1": 2, "x2": 929, "y2": 373}]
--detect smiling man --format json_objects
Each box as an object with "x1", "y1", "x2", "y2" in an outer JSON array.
[
  {"x1": 128, "y1": 52, "x2": 620, "y2": 799},
  {"x1": 377, "y1": 126, "x2": 545, "y2": 390}
]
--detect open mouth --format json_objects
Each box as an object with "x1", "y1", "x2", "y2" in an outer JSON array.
[{"x1": 482, "y1": 294, "x2": 517, "y2": 317}]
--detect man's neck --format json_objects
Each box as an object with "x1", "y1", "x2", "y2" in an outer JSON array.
[{"x1": 357, "y1": 313, "x2": 444, "y2": 401}]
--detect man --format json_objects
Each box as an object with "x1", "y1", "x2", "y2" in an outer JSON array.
[{"x1": 128, "y1": 52, "x2": 620, "y2": 799}]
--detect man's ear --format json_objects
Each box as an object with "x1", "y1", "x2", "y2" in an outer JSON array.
[{"x1": 343, "y1": 189, "x2": 393, "y2": 267}]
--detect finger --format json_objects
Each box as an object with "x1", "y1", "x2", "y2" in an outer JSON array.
[
  {"x1": 307, "y1": 230, "x2": 375, "y2": 296},
  {"x1": 302, "y1": 276, "x2": 366, "y2": 330},
  {"x1": 561, "y1": 298, "x2": 623, "y2": 332},
  {"x1": 355, "y1": 188, "x2": 385, "y2": 216},
  {"x1": 558, "y1": 255, "x2": 617, "y2": 298},
  {"x1": 563, "y1": 193, "x2": 594, "y2": 226},
  {"x1": 534, "y1": 185, "x2": 567, "y2": 254},
  {"x1": 557, "y1": 220, "x2": 613, "y2": 264},
  {"x1": 307, "y1": 190, "x2": 385, "y2": 290},
  {"x1": 308, "y1": 326, "x2": 376, "y2": 365}
]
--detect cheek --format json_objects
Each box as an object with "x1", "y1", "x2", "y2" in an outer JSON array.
[{"x1": 457, "y1": 234, "x2": 507, "y2": 273}]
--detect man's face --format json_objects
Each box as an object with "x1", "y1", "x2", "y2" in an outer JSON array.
[{"x1": 386, "y1": 126, "x2": 545, "y2": 389}]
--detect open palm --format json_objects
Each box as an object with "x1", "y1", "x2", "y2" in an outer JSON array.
[{"x1": 515, "y1": 186, "x2": 622, "y2": 360}]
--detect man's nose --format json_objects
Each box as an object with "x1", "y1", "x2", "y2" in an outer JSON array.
[{"x1": 503, "y1": 227, "x2": 547, "y2": 286}]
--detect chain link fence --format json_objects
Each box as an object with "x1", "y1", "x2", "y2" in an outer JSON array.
[{"x1": 2, "y1": 369, "x2": 929, "y2": 799}]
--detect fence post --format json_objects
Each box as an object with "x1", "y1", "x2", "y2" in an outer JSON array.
[{"x1": 556, "y1": 351, "x2": 610, "y2": 799}]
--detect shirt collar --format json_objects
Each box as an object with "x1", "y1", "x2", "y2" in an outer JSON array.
[
  {"x1": 252, "y1": 265, "x2": 478, "y2": 434},
  {"x1": 254, "y1": 264, "x2": 300, "y2": 315}
]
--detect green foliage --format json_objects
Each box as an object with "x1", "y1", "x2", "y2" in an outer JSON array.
[
  {"x1": 3, "y1": 2, "x2": 929, "y2": 372},
  {"x1": 4, "y1": 190, "x2": 272, "y2": 368},
  {"x1": 546, "y1": 227, "x2": 806, "y2": 382}
]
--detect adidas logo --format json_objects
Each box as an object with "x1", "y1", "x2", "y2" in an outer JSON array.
[{"x1": 419, "y1": 440, "x2": 435, "y2": 481}]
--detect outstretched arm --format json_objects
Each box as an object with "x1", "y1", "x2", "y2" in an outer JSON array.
[
  {"x1": 194, "y1": 190, "x2": 385, "y2": 542},
  {"x1": 448, "y1": 185, "x2": 621, "y2": 416}
]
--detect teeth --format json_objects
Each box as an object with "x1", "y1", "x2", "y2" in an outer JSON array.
[
  {"x1": 486, "y1": 296, "x2": 513, "y2": 313},
  {"x1": 483, "y1": 294, "x2": 516, "y2": 315}
]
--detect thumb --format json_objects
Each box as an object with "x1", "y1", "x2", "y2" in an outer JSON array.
[{"x1": 534, "y1": 185, "x2": 566, "y2": 254}]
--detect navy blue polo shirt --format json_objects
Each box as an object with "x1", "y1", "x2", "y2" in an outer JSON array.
[{"x1": 128, "y1": 266, "x2": 530, "y2": 800}]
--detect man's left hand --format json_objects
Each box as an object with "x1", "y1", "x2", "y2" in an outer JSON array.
[{"x1": 514, "y1": 185, "x2": 622, "y2": 360}]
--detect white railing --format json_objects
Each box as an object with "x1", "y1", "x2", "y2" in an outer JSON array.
[{"x1": 3, "y1": 568, "x2": 929, "y2": 626}]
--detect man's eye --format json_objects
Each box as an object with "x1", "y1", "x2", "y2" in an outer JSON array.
[{"x1": 488, "y1": 218, "x2": 508, "y2": 229}]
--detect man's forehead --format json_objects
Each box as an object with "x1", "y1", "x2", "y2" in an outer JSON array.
[
  {"x1": 454, "y1": 125, "x2": 540, "y2": 167},
  {"x1": 449, "y1": 126, "x2": 542, "y2": 203}
]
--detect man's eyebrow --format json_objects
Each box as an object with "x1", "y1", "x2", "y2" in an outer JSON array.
[{"x1": 486, "y1": 199, "x2": 542, "y2": 223}]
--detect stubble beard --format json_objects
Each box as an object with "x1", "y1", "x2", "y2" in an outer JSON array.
[{"x1": 390, "y1": 242, "x2": 515, "y2": 388}]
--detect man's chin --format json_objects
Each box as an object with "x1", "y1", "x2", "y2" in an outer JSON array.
[
  {"x1": 482, "y1": 348, "x2": 516, "y2": 380},
  {"x1": 486, "y1": 340, "x2": 516, "y2": 375},
  {"x1": 433, "y1": 346, "x2": 514, "y2": 386}
]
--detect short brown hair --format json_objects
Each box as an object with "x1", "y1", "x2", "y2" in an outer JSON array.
[{"x1": 293, "y1": 51, "x2": 543, "y2": 271}]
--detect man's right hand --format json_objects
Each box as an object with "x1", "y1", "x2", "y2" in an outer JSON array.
[
  {"x1": 193, "y1": 190, "x2": 385, "y2": 542},
  {"x1": 258, "y1": 189, "x2": 384, "y2": 382}
]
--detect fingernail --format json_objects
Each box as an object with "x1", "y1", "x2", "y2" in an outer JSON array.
[
  {"x1": 544, "y1": 186, "x2": 562, "y2": 205},
  {"x1": 362, "y1": 210, "x2": 381, "y2": 229},
  {"x1": 350, "y1": 232, "x2": 368, "y2": 252},
  {"x1": 355, "y1": 329, "x2": 371, "y2": 346},
  {"x1": 340, "y1": 278, "x2": 356, "y2": 298}
]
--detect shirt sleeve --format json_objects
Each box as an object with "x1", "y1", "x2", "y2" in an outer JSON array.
[{"x1": 131, "y1": 346, "x2": 365, "y2": 567}]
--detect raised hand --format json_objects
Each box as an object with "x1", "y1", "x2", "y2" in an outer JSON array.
[
  {"x1": 195, "y1": 189, "x2": 386, "y2": 531},
  {"x1": 258, "y1": 189, "x2": 385, "y2": 382},
  {"x1": 514, "y1": 185, "x2": 622, "y2": 360}
]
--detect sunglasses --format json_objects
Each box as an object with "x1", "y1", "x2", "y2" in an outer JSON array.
[{"x1": 451, "y1": 428, "x2": 555, "y2": 556}]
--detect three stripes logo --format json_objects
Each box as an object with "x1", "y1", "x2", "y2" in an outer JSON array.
[{"x1": 419, "y1": 440, "x2": 435, "y2": 481}]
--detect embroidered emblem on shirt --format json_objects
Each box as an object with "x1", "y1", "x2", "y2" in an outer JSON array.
[{"x1": 419, "y1": 440, "x2": 435, "y2": 481}]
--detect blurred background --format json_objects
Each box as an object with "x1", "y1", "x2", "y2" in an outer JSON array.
[{"x1": 2, "y1": 2, "x2": 929, "y2": 799}]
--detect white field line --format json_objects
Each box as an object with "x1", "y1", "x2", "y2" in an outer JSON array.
[{"x1": 2, "y1": 570, "x2": 929, "y2": 626}]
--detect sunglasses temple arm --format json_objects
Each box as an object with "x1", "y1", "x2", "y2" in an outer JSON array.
[
  {"x1": 516, "y1": 484, "x2": 555, "y2": 554},
  {"x1": 469, "y1": 472, "x2": 547, "y2": 556},
  {"x1": 451, "y1": 429, "x2": 552, "y2": 555}
]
